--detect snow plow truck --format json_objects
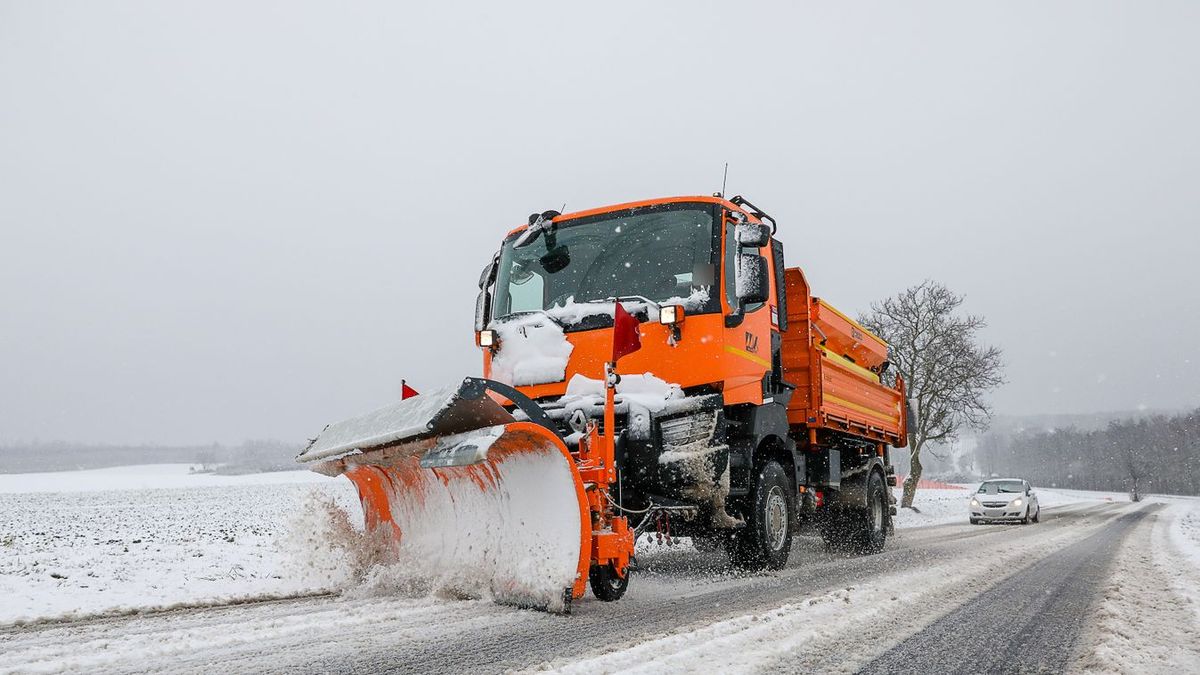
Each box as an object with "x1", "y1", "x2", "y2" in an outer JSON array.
[{"x1": 299, "y1": 195, "x2": 907, "y2": 612}]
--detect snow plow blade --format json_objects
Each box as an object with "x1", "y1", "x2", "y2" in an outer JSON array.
[{"x1": 298, "y1": 378, "x2": 590, "y2": 612}]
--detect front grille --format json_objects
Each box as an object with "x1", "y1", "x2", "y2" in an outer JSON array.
[
  {"x1": 660, "y1": 411, "x2": 717, "y2": 449},
  {"x1": 982, "y1": 501, "x2": 1007, "y2": 508}
]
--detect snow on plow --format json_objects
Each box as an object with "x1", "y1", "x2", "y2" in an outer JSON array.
[{"x1": 298, "y1": 378, "x2": 596, "y2": 612}]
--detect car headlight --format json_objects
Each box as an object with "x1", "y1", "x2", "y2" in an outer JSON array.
[
  {"x1": 1012, "y1": 498, "x2": 1023, "y2": 507},
  {"x1": 970, "y1": 498, "x2": 980, "y2": 507}
]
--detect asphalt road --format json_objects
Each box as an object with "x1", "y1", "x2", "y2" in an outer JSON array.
[
  {"x1": 859, "y1": 507, "x2": 1155, "y2": 675},
  {"x1": 0, "y1": 501, "x2": 1147, "y2": 674}
]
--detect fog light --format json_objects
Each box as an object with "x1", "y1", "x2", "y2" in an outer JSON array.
[
  {"x1": 659, "y1": 305, "x2": 684, "y2": 325},
  {"x1": 478, "y1": 329, "x2": 496, "y2": 347}
]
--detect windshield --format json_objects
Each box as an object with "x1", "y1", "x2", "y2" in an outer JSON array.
[
  {"x1": 491, "y1": 203, "x2": 720, "y2": 327},
  {"x1": 978, "y1": 480, "x2": 1025, "y2": 494}
]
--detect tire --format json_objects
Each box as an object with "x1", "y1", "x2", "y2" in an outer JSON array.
[
  {"x1": 854, "y1": 471, "x2": 889, "y2": 553},
  {"x1": 588, "y1": 563, "x2": 629, "y2": 601},
  {"x1": 1032, "y1": 507, "x2": 1040, "y2": 523},
  {"x1": 729, "y1": 461, "x2": 794, "y2": 570},
  {"x1": 821, "y1": 471, "x2": 888, "y2": 554},
  {"x1": 1022, "y1": 509, "x2": 1031, "y2": 525}
]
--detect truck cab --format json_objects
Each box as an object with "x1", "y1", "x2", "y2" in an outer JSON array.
[
  {"x1": 476, "y1": 196, "x2": 779, "y2": 406},
  {"x1": 474, "y1": 195, "x2": 903, "y2": 568}
]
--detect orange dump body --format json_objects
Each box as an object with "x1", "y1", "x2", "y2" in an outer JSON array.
[
  {"x1": 782, "y1": 268, "x2": 906, "y2": 446},
  {"x1": 811, "y1": 298, "x2": 889, "y2": 371}
]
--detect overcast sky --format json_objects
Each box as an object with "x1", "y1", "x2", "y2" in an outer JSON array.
[{"x1": 2, "y1": 1, "x2": 1198, "y2": 445}]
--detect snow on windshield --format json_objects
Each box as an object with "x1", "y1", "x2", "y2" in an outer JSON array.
[{"x1": 544, "y1": 286, "x2": 711, "y2": 324}]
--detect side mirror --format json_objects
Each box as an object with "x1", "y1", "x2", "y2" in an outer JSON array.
[
  {"x1": 474, "y1": 290, "x2": 489, "y2": 331},
  {"x1": 475, "y1": 256, "x2": 499, "y2": 331},
  {"x1": 735, "y1": 221, "x2": 771, "y2": 248},
  {"x1": 478, "y1": 261, "x2": 496, "y2": 290},
  {"x1": 735, "y1": 253, "x2": 769, "y2": 305}
]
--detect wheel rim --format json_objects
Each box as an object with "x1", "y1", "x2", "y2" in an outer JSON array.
[
  {"x1": 609, "y1": 566, "x2": 626, "y2": 589},
  {"x1": 765, "y1": 486, "x2": 788, "y2": 551},
  {"x1": 870, "y1": 490, "x2": 884, "y2": 533}
]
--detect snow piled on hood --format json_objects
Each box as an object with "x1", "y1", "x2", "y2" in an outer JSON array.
[
  {"x1": 489, "y1": 314, "x2": 574, "y2": 387},
  {"x1": 560, "y1": 372, "x2": 683, "y2": 413}
]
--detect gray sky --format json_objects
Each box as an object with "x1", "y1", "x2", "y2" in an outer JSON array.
[{"x1": 2, "y1": 1, "x2": 1198, "y2": 445}]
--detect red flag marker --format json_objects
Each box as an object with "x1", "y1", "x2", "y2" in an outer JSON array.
[
  {"x1": 401, "y1": 380, "x2": 419, "y2": 400},
  {"x1": 612, "y1": 303, "x2": 642, "y2": 363}
]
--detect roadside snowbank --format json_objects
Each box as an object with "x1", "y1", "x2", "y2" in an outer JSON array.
[{"x1": 1071, "y1": 498, "x2": 1200, "y2": 673}]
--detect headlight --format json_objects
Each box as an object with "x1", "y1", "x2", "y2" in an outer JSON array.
[
  {"x1": 970, "y1": 498, "x2": 980, "y2": 507},
  {"x1": 478, "y1": 329, "x2": 496, "y2": 347},
  {"x1": 659, "y1": 305, "x2": 684, "y2": 325},
  {"x1": 1012, "y1": 498, "x2": 1023, "y2": 507}
]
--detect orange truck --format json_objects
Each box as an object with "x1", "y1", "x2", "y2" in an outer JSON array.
[{"x1": 301, "y1": 194, "x2": 907, "y2": 610}]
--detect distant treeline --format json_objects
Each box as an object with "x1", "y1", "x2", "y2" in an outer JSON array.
[
  {"x1": 0, "y1": 439, "x2": 302, "y2": 474},
  {"x1": 976, "y1": 408, "x2": 1200, "y2": 496}
]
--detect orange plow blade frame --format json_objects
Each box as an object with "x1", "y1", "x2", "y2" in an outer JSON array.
[{"x1": 299, "y1": 380, "x2": 593, "y2": 610}]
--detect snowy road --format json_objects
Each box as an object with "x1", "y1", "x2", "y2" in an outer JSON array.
[
  {"x1": 859, "y1": 508, "x2": 1153, "y2": 674},
  {"x1": 5, "y1": 497, "x2": 1196, "y2": 674}
]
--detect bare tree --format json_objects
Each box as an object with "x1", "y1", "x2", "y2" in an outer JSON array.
[{"x1": 859, "y1": 281, "x2": 1004, "y2": 508}]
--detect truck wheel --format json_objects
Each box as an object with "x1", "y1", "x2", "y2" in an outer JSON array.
[
  {"x1": 853, "y1": 471, "x2": 889, "y2": 553},
  {"x1": 729, "y1": 461, "x2": 794, "y2": 570},
  {"x1": 589, "y1": 563, "x2": 629, "y2": 601},
  {"x1": 823, "y1": 471, "x2": 888, "y2": 554}
]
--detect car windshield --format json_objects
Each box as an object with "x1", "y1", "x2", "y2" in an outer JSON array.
[
  {"x1": 979, "y1": 480, "x2": 1025, "y2": 494},
  {"x1": 491, "y1": 204, "x2": 720, "y2": 327}
]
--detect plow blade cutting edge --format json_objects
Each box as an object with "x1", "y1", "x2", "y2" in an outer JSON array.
[{"x1": 298, "y1": 378, "x2": 590, "y2": 612}]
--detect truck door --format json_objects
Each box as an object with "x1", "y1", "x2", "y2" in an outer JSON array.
[{"x1": 720, "y1": 209, "x2": 774, "y2": 406}]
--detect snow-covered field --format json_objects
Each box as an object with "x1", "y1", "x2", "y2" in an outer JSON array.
[{"x1": 0, "y1": 465, "x2": 360, "y2": 624}]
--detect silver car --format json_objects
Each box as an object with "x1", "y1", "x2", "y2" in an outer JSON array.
[{"x1": 969, "y1": 478, "x2": 1040, "y2": 524}]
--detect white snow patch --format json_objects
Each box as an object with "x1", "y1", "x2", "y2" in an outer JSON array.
[
  {"x1": 544, "y1": 288, "x2": 711, "y2": 325},
  {"x1": 561, "y1": 372, "x2": 683, "y2": 414},
  {"x1": 489, "y1": 314, "x2": 574, "y2": 386}
]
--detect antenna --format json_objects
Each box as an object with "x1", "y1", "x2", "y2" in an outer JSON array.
[{"x1": 720, "y1": 162, "x2": 729, "y2": 198}]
